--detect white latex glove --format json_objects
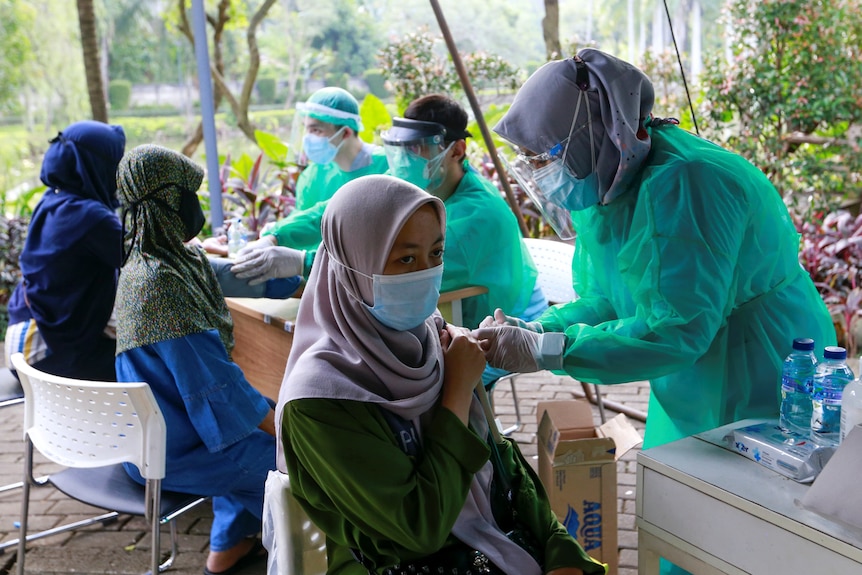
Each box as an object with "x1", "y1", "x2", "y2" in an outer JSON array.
[
  {"x1": 478, "y1": 308, "x2": 544, "y2": 332},
  {"x1": 231, "y1": 246, "x2": 305, "y2": 285},
  {"x1": 472, "y1": 325, "x2": 565, "y2": 373},
  {"x1": 236, "y1": 234, "x2": 277, "y2": 257}
]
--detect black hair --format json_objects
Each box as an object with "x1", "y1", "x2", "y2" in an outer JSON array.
[{"x1": 404, "y1": 95, "x2": 471, "y2": 143}]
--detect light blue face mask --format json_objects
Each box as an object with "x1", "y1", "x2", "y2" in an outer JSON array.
[
  {"x1": 534, "y1": 161, "x2": 600, "y2": 212},
  {"x1": 388, "y1": 143, "x2": 452, "y2": 192},
  {"x1": 364, "y1": 264, "x2": 444, "y2": 331},
  {"x1": 303, "y1": 126, "x2": 346, "y2": 165},
  {"x1": 531, "y1": 88, "x2": 599, "y2": 212}
]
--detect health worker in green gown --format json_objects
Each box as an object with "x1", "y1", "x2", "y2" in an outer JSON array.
[
  {"x1": 230, "y1": 86, "x2": 389, "y2": 284},
  {"x1": 473, "y1": 48, "x2": 836, "y2": 452},
  {"x1": 382, "y1": 94, "x2": 545, "y2": 333}
]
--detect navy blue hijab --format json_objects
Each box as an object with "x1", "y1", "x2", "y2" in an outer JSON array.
[
  {"x1": 7, "y1": 121, "x2": 126, "y2": 381},
  {"x1": 40, "y1": 120, "x2": 126, "y2": 208}
]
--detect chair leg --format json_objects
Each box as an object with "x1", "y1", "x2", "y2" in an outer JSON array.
[
  {"x1": 16, "y1": 439, "x2": 33, "y2": 575},
  {"x1": 593, "y1": 384, "x2": 606, "y2": 424},
  {"x1": 150, "y1": 479, "x2": 161, "y2": 575},
  {"x1": 500, "y1": 376, "x2": 522, "y2": 437}
]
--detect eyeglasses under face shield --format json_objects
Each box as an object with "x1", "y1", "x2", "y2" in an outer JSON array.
[{"x1": 502, "y1": 89, "x2": 596, "y2": 240}]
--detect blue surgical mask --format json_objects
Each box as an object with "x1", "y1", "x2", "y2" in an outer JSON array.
[
  {"x1": 364, "y1": 264, "x2": 444, "y2": 331},
  {"x1": 534, "y1": 160, "x2": 600, "y2": 212},
  {"x1": 303, "y1": 126, "x2": 346, "y2": 165}
]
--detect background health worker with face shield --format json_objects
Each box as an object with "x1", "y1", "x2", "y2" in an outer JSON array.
[
  {"x1": 474, "y1": 48, "x2": 835, "y2": 453},
  {"x1": 382, "y1": 94, "x2": 545, "y2": 335},
  {"x1": 230, "y1": 87, "x2": 388, "y2": 285}
]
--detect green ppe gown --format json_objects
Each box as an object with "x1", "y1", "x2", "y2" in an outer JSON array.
[
  {"x1": 440, "y1": 164, "x2": 539, "y2": 329},
  {"x1": 293, "y1": 146, "x2": 389, "y2": 211},
  {"x1": 537, "y1": 125, "x2": 835, "y2": 449}
]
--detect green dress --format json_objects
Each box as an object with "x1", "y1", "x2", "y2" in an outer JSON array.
[
  {"x1": 282, "y1": 398, "x2": 606, "y2": 575},
  {"x1": 537, "y1": 125, "x2": 836, "y2": 449}
]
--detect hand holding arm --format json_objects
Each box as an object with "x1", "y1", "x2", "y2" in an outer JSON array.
[
  {"x1": 439, "y1": 324, "x2": 486, "y2": 424},
  {"x1": 236, "y1": 233, "x2": 277, "y2": 257},
  {"x1": 231, "y1": 245, "x2": 306, "y2": 285},
  {"x1": 478, "y1": 308, "x2": 544, "y2": 332},
  {"x1": 472, "y1": 325, "x2": 565, "y2": 373}
]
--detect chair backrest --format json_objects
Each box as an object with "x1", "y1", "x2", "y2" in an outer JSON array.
[
  {"x1": 263, "y1": 470, "x2": 327, "y2": 575},
  {"x1": 11, "y1": 353, "x2": 167, "y2": 480},
  {"x1": 523, "y1": 238, "x2": 577, "y2": 305}
]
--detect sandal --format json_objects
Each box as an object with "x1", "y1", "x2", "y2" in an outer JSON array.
[{"x1": 203, "y1": 538, "x2": 267, "y2": 575}]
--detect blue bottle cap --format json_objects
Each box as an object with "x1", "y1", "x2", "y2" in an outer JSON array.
[
  {"x1": 792, "y1": 337, "x2": 815, "y2": 351},
  {"x1": 823, "y1": 346, "x2": 847, "y2": 360}
]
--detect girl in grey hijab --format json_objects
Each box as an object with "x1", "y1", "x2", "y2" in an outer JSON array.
[{"x1": 278, "y1": 175, "x2": 605, "y2": 575}]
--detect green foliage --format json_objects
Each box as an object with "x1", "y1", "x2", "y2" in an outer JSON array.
[
  {"x1": 108, "y1": 80, "x2": 132, "y2": 111},
  {"x1": 0, "y1": 213, "x2": 28, "y2": 310},
  {"x1": 256, "y1": 77, "x2": 277, "y2": 105},
  {"x1": 220, "y1": 129, "x2": 299, "y2": 234},
  {"x1": 0, "y1": 0, "x2": 34, "y2": 112},
  {"x1": 377, "y1": 28, "x2": 522, "y2": 113},
  {"x1": 308, "y1": 0, "x2": 382, "y2": 77},
  {"x1": 358, "y1": 94, "x2": 392, "y2": 144},
  {"x1": 362, "y1": 68, "x2": 389, "y2": 99},
  {"x1": 700, "y1": 0, "x2": 862, "y2": 204},
  {"x1": 324, "y1": 72, "x2": 349, "y2": 90}
]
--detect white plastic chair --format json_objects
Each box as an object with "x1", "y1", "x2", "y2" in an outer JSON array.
[
  {"x1": 3, "y1": 353, "x2": 207, "y2": 575},
  {"x1": 521, "y1": 238, "x2": 606, "y2": 423},
  {"x1": 262, "y1": 470, "x2": 327, "y2": 575}
]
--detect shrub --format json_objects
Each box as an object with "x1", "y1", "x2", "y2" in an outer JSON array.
[
  {"x1": 363, "y1": 69, "x2": 389, "y2": 99},
  {"x1": 324, "y1": 72, "x2": 349, "y2": 90},
  {"x1": 257, "y1": 77, "x2": 277, "y2": 105},
  {"x1": 0, "y1": 214, "x2": 29, "y2": 334},
  {"x1": 108, "y1": 80, "x2": 132, "y2": 111}
]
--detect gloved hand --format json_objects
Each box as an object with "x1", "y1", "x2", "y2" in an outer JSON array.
[
  {"x1": 231, "y1": 246, "x2": 305, "y2": 285},
  {"x1": 478, "y1": 308, "x2": 543, "y2": 332},
  {"x1": 236, "y1": 234, "x2": 277, "y2": 258},
  {"x1": 472, "y1": 325, "x2": 565, "y2": 373}
]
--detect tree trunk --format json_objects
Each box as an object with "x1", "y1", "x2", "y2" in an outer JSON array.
[
  {"x1": 76, "y1": 0, "x2": 108, "y2": 122},
  {"x1": 177, "y1": 0, "x2": 276, "y2": 156},
  {"x1": 542, "y1": 0, "x2": 562, "y2": 60}
]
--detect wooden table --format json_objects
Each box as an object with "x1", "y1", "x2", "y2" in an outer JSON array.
[
  {"x1": 226, "y1": 297, "x2": 300, "y2": 401},
  {"x1": 226, "y1": 286, "x2": 488, "y2": 401},
  {"x1": 636, "y1": 428, "x2": 862, "y2": 574}
]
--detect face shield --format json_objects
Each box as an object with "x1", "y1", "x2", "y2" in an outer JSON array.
[
  {"x1": 382, "y1": 118, "x2": 451, "y2": 191},
  {"x1": 289, "y1": 101, "x2": 362, "y2": 166},
  {"x1": 501, "y1": 89, "x2": 597, "y2": 240}
]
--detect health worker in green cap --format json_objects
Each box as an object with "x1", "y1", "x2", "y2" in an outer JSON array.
[
  {"x1": 230, "y1": 87, "x2": 388, "y2": 285},
  {"x1": 382, "y1": 94, "x2": 546, "y2": 339}
]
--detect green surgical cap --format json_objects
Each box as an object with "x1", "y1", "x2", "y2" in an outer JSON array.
[{"x1": 298, "y1": 87, "x2": 363, "y2": 133}]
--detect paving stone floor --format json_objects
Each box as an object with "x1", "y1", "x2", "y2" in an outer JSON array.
[{"x1": 0, "y1": 368, "x2": 649, "y2": 575}]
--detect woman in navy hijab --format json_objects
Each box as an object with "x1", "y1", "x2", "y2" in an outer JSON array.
[{"x1": 4, "y1": 120, "x2": 126, "y2": 381}]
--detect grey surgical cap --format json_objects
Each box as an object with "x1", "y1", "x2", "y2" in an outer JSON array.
[{"x1": 495, "y1": 48, "x2": 654, "y2": 205}]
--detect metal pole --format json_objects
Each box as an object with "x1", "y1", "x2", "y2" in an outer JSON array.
[
  {"x1": 191, "y1": 0, "x2": 224, "y2": 232},
  {"x1": 428, "y1": 0, "x2": 529, "y2": 238}
]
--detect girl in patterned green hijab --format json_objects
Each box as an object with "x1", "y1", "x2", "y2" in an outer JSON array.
[
  {"x1": 115, "y1": 144, "x2": 276, "y2": 574},
  {"x1": 116, "y1": 144, "x2": 233, "y2": 355}
]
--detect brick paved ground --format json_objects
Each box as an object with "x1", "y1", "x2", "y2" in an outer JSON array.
[{"x1": 0, "y1": 367, "x2": 649, "y2": 575}]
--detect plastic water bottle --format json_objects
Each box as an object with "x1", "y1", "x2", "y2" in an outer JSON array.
[
  {"x1": 811, "y1": 346, "x2": 855, "y2": 447},
  {"x1": 227, "y1": 218, "x2": 247, "y2": 258},
  {"x1": 779, "y1": 337, "x2": 817, "y2": 434},
  {"x1": 839, "y1": 356, "x2": 862, "y2": 444}
]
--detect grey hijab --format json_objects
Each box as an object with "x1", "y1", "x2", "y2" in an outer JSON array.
[
  {"x1": 277, "y1": 174, "x2": 448, "y2": 443},
  {"x1": 277, "y1": 174, "x2": 541, "y2": 575},
  {"x1": 495, "y1": 48, "x2": 654, "y2": 205}
]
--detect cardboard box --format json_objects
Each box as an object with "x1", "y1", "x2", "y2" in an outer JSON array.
[{"x1": 536, "y1": 400, "x2": 643, "y2": 573}]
